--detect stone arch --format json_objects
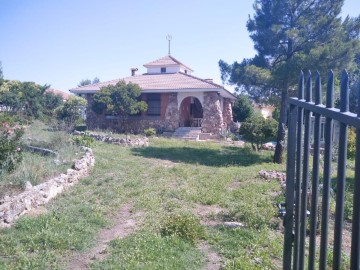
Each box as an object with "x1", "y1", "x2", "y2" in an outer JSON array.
[{"x1": 179, "y1": 96, "x2": 203, "y2": 127}]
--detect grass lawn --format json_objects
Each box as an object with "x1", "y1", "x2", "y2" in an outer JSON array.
[
  {"x1": 0, "y1": 137, "x2": 286, "y2": 269},
  {"x1": 0, "y1": 121, "x2": 82, "y2": 197}
]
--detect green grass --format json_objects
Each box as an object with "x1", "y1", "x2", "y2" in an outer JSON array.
[
  {"x1": 0, "y1": 121, "x2": 82, "y2": 197},
  {"x1": 0, "y1": 135, "x2": 285, "y2": 269}
]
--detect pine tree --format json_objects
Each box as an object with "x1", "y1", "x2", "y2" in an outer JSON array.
[{"x1": 219, "y1": 0, "x2": 360, "y2": 163}]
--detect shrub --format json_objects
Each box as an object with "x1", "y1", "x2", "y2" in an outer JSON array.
[
  {"x1": 144, "y1": 128, "x2": 156, "y2": 137},
  {"x1": 72, "y1": 134, "x2": 94, "y2": 147},
  {"x1": 239, "y1": 113, "x2": 278, "y2": 151},
  {"x1": 0, "y1": 119, "x2": 25, "y2": 173},
  {"x1": 160, "y1": 213, "x2": 204, "y2": 244}
]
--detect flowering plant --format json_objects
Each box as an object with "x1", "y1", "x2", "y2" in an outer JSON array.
[{"x1": 0, "y1": 121, "x2": 25, "y2": 173}]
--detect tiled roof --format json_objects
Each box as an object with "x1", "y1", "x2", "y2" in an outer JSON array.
[
  {"x1": 70, "y1": 72, "x2": 224, "y2": 92},
  {"x1": 143, "y1": 55, "x2": 193, "y2": 72},
  {"x1": 46, "y1": 88, "x2": 71, "y2": 100}
]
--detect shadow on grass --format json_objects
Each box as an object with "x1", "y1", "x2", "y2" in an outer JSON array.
[{"x1": 131, "y1": 145, "x2": 272, "y2": 167}]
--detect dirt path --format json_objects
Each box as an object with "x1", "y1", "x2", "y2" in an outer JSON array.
[
  {"x1": 66, "y1": 203, "x2": 142, "y2": 270},
  {"x1": 199, "y1": 241, "x2": 221, "y2": 270}
]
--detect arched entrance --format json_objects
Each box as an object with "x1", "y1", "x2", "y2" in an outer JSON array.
[{"x1": 179, "y1": 96, "x2": 203, "y2": 127}]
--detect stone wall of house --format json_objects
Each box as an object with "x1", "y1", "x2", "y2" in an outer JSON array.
[
  {"x1": 222, "y1": 98, "x2": 234, "y2": 129},
  {"x1": 84, "y1": 93, "x2": 179, "y2": 133},
  {"x1": 164, "y1": 93, "x2": 179, "y2": 131},
  {"x1": 0, "y1": 147, "x2": 95, "y2": 227},
  {"x1": 201, "y1": 92, "x2": 224, "y2": 134}
]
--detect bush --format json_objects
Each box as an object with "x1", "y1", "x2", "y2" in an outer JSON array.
[
  {"x1": 144, "y1": 128, "x2": 156, "y2": 137},
  {"x1": 0, "y1": 118, "x2": 25, "y2": 173},
  {"x1": 239, "y1": 113, "x2": 278, "y2": 151},
  {"x1": 160, "y1": 213, "x2": 204, "y2": 244},
  {"x1": 72, "y1": 134, "x2": 95, "y2": 147}
]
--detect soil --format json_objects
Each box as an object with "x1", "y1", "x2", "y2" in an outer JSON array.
[
  {"x1": 66, "y1": 203, "x2": 142, "y2": 270},
  {"x1": 199, "y1": 241, "x2": 221, "y2": 270}
]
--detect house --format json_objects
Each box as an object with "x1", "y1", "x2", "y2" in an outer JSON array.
[
  {"x1": 69, "y1": 55, "x2": 236, "y2": 134},
  {"x1": 253, "y1": 104, "x2": 275, "y2": 119},
  {"x1": 45, "y1": 88, "x2": 71, "y2": 101}
]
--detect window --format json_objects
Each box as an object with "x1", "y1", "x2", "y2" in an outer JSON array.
[
  {"x1": 161, "y1": 67, "x2": 166, "y2": 73},
  {"x1": 146, "y1": 94, "x2": 161, "y2": 116}
]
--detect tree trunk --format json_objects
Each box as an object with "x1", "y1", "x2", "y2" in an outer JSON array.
[{"x1": 273, "y1": 89, "x2": 288, "y2": 163}]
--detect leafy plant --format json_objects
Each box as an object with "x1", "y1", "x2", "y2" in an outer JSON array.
[
  {"x1": 239, "y1": 113, "x2": 278, "y2": 151},
  {"x1": 72, "y1": 134, "x2": 94, "y2": 147},
  {"x1": 144, "y1": 128, "x2": 156, "y2": 137},
  {"x1": 0, "y1": 116, "x2": 25, "y2": 173},
  {"x1": 160, "y1": 213, "x2": 204, "y2": 244},
  {"x1": 56, "y1": 96, "x2": 87, "y2": 128},
  {"x1": 92, "y1": 80, "x2": 147, "y2": 118}
]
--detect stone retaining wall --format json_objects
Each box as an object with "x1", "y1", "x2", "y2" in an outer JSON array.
[
  {"x1": 0, "y1": 147, "x2": 95, "y2": 228},
  {"x1": 73, "y1": 131, "x2": 149, "y2": 147}
]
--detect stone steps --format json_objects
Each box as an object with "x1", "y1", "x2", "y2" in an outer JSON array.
[{"x1": 172, "y1": 127, "x2": 202, "y2": 141}]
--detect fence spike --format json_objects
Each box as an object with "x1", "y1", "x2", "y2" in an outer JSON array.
[
  {"x1": 315, "y1": 71, "x2": 322, "y2": 105},
  {"x1": 306, "y1": 70, "x2": 312, "y2": 102},
  {"x1": 298, "y1": 71, "x2": 304, "y2": 99},
  {"x1": 340, "y1": 70, "x2": 349, "y2": 112},
  {"x1": 326, "y1": 70, "x2": 334, "y2": 108}
]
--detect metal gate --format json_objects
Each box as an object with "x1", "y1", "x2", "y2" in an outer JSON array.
[{"x1": 283, "y1": 70, "x2": 360, "y2": 269}]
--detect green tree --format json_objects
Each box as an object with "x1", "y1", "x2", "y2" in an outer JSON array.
[
  {"x1": 92, "y1": 77, "x2": 100, "y2": 84},
  {"x1": 78, "y1": 79, "x2": 92, "y2": 87},
  {"x1": 56, "y1": 96, "x2": 87, "y2": 127},
  {"x1": 78, "y1": 77, "x2": 100, "y2": 87},
  {"x1": 0, "y1": 115, "x2": 24, "y2": 173},
  {"x1": 0, "y1": 80, "x2": 50, "y2": 118},
  {"x1": 219, "y1": 0, "x2": 360, "y2": 163},
  {"x1": 240, "y1": 112, "x2": 278, "y2": 151},
  {"x1": 233, "y1": 94, "x2": 254, "y2": 122},
  {"x1": 41, "y1": 92, "x2": 64, "y2": 118},
  {"x1": 92, "y1": 80, "x2": 147, "y2": 120}
]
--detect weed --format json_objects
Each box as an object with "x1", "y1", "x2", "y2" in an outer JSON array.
[
  {"x1": 144, "y1": 128, "x2": 156, "y2": 137},
  {"x1": 160, "y1": 213, "x2": 205, "y2": 244}
]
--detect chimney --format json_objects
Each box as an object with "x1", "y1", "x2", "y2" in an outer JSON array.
[
  {"x1": 131, "y1": 68, "x2": 138, "y2": 76},
  {"x1": 205, "y1": 78, "x2": 213, "y2": 83}
]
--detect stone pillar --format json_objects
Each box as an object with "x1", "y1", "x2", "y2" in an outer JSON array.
[
  {"x1": 202, "y1": 92, "x2": 224, "y2": 134},
  {"x1": 164, "y1": 93, "x2": 179, "y2": 131},
  {"x1": 222, "y1": 98, "x2": 234, "y2": 129}
]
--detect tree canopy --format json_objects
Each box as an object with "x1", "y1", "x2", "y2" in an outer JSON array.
[
  {"x1": 56, "y1": 96, "x2": 87, "y2": 127},
  {"x1": 219, "y1": 0, "x2": 360, "y2": 163},
  {"x1": 0, "y1": 80, "x2": 57, "y2": 118},
  {"x1": 232, "y1": 94, "x2": 254, "y2": 122},
  {"x1": 92, "y1": 80, "x2": 147, "y2": 119},
  {"x1": 78, "y1": 77, "x2": 101, "y2": 87}
]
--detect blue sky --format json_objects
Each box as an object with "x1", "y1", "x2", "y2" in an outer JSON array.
[{"x1": 0, "y1": 0, "x2": 359, "y2": 93}]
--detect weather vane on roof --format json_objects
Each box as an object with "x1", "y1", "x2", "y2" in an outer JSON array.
[{"x1": 166, "y1": 34, "x2": 172, "y2": 55}]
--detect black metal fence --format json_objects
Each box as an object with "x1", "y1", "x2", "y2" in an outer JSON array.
[{"x1": 283, "y1": 70, "x2": 360, "y2": 270}]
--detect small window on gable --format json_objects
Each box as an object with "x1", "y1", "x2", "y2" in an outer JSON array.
[{"x1": 161, "y1": 67, "x2": 166, "y2": 73}]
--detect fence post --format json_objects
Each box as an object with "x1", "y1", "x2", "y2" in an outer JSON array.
[
  {"x1": 333, "y1": 70, "x2": 349, "y2": 270},
  {"x1": 319, "y1": 71, "x2": 335, "y2": 270},
  {"x1": 284, "y1": 100, "x2": 298, "y2": 270},
  {"x1": 293, "y1": 71, "x2": 304, "y2": 270},
  {"x1": 308, "y1": 71, "x2": 322, "y2": 270},
  {"x1": 350, "y1": 77, "x2": 360, "y2": 269}
]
